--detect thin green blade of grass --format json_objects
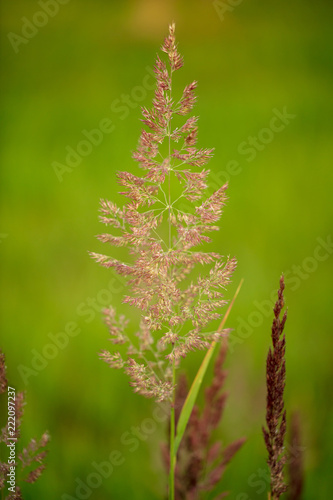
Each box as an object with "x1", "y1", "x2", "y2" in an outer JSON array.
[{"x1": 173, "y1": 278, "x2": 244, "y2": 456}]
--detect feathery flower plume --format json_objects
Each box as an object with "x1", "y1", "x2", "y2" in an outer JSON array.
[
  {"x1": 262, "y1": 276, "x2": 288, "y2": 499},
  {"x1": 91, "y1": 23, "x2": 236, "y2": 402},
  {"x1": 0, "y1": 350, "x2": 49, "y2": 498}
]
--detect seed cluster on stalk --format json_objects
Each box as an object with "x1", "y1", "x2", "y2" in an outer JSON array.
[{"x1": 263, "y1": 276, "x2": 288, "y2": 499}]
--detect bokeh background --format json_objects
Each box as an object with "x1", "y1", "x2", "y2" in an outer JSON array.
[{"x1": 1, "y1": 0, "x2": 333, "y2": 498}]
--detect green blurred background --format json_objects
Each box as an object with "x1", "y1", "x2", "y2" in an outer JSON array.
[{"x1": 1, "y1": 0, "x2": 332, "y2": 498}]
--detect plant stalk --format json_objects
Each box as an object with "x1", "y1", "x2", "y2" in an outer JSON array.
[{"x1": 169, "y1": 359, "x2": 176, "y2": 500}]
